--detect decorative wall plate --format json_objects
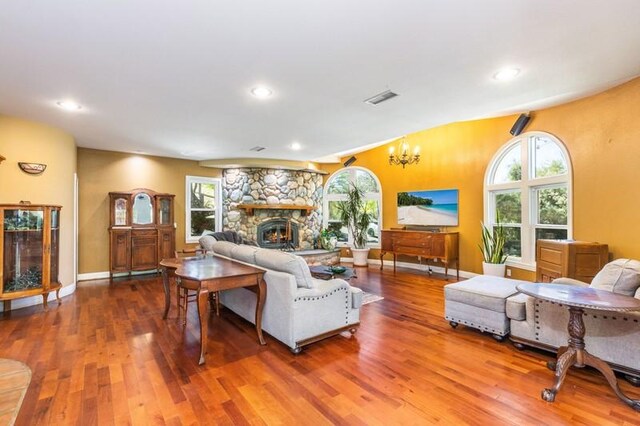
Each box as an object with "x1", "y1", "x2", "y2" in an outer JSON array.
[{"x1": 18, "y1": 162, "x2": 47, "y2": 174}]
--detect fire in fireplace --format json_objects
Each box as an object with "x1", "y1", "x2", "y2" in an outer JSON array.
[{"x1": 257, "y1": 219, "x2": 299, "y2": 250}]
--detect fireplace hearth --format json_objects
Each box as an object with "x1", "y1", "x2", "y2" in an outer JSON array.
[{"x1": 257, "y1": 219, "x2": 299, "y2": 249}]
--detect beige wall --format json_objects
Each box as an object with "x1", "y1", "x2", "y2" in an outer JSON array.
[
  {"x1": 320, "y1": 77, "x2": 640, "y2": 281},
  {"x1": 77, "y1": 148, "x2": 222, "y2": 274},
  {"x1": 0, "y1": 115, "x2": 77, "y2": 288}
]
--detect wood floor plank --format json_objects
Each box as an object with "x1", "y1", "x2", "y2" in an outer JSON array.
[{"x1": 2, "y1": 266, "x2": 639, "y2": 425}]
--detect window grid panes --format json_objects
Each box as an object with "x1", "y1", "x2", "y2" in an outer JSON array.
[
  {"x1": 186, "y1": 176, "x2": 222, "y2": 243},
  {"x1": 323, "y1": 167, "x2": 382, "y2": 248},
  {"x1": 485, "y1": 132, "x2": 571, "y2": 269}
]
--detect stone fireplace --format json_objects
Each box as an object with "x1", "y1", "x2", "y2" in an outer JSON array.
[
  {"x1": 222, "y1": 168, "x2": 323, "y2": 249},
  {"x1": 256, "y1": 218, "x2": 299, "y2": 249}
]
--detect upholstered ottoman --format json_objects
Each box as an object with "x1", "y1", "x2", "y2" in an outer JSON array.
[{"x1": 444, "y1": 276, "x2": 528, "y2": 341}]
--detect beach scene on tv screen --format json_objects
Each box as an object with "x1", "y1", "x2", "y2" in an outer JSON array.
[{"x1": 397, "y1": 189, "x2": 459, "y2": 226}]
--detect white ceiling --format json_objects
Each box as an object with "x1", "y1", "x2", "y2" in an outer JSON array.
[{"x1": 1, "y1": 1, "x2": 639, "y2": 163}]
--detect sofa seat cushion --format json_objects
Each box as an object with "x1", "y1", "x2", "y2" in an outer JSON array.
[
  {"x1": 506, "y1": 293, "x2": 528, "y2": 321},
  {"x1": 444, "y1": 276, "x2": 524, "y2": 313},
  {"x1": 254, "y1": 249, "x2": 315, "y2": 289},
  {"x1": 590, "y1": 258, "x2": 640, "y2": 297}
]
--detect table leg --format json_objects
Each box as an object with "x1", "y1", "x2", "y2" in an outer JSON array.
[
  {"x1": 254, "y1": 277, "x2": 267, "y2": 345},
  {"x1": 161, "y1": 267, "x2": 171, "y2": 319},
  {"x1": 582, "y1": 351, "x2": 640, "y2": 411},
  {"x1": 542, "y1": 347, "x2": 578, "y2": 402},
  {"x1": 197, "y1": 288, "x2": 209, "y2": 365},
  {"x1": 547, "y1": 345, "x2": 569, "y2": 371}
]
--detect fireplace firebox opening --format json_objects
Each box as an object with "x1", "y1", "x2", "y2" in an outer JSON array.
[{"x1": 256, "y1": 219, "x2": 299, "y2": 250}]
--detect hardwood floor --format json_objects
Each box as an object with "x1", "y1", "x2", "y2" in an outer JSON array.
[{"x1": 1, "y1": 267, "x2": 638, "y2": 425}]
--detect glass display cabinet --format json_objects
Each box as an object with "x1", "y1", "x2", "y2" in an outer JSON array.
[
  {"x1": 1, "y1": 204, "x2": 62, "y2": 311},
  {"x1": 108, "y1": 189, "x2": 175, "y2": 278}
]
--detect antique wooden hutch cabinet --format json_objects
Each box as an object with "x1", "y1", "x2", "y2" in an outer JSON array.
[{"x1": 108, "y1": 189, "x2": 175, "y2": 278}]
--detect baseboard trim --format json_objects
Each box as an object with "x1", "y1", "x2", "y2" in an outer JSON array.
[
  {"x1": 0, "y1": 282, "x2": 77, "y2": 313},
  {"x1": 78, "y1": 271, "x2": 110, "y2": 281},
  {"x1": 340, "y1": 257, "x2": 477, "y2": 279},
  {"x1": 77, "y1": 269, "x2": 159, "y2": 282}
]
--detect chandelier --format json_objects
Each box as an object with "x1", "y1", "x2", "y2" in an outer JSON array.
[{"x1": 388, "y1": 137, "x2": 420, "y2": 168}]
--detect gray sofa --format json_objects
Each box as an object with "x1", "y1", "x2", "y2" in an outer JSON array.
[
  {"x1": 507, "y1": 259, "x2": 640, "y2": 384},
  {"x1": 199, "y1": 236, "x2": 363, "y2": 353}
]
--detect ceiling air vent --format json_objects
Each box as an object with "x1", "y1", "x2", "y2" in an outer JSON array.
[
  {"x1": 363, "y1": 90, "x2": 398, "y2": 105},
  {"x1": 249, "y1": 146, "x2": 266, "y2": 152}
]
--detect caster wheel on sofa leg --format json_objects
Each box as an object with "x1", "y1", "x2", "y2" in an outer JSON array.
[
  {"x1": 290, "y1": 346, "x2": 303, "y2": 355},
  {"x1": 449, "y1": 321, "x2": 458, "y2": 329},
  {"x1": 541, "y1": 388, "x2": 556, "y2": 402},
  {"x1": 547, "y1": 360, "x2": 557, "y2": 371},
  {"x1": 492, "y1": 334, "x2": 505, "y2": 342},
  {"x1": 512, "y1": 342, "x2": 525, "y2": 350}
]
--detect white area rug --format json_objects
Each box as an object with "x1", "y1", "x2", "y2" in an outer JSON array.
[{"x1": 361, "y1": 292, "x2": 384, "y2": 305}]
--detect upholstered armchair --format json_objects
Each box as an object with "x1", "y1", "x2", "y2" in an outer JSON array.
[{"x1": 507, "y1": 259, "x2": 640, "y2": 384}]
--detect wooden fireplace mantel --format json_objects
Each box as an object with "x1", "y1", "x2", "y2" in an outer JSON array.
[{"x1": 236, "y1": 203, "x2": 316, "y2": 216}]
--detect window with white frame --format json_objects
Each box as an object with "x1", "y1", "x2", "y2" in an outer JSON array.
[
  {"x1": 323, "y1": 167, "x2": 382, "y2": 247},
  {"x1": 484, "y1": 132, "x2": 572, "y2": 270},
  {"x1": 185, "y1": 176, "x2": 222, "y2": 243}
]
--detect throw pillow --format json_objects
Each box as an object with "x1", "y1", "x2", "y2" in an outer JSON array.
[{"x1": 590, "y1": 258, "x2": 640, "y2": 297}]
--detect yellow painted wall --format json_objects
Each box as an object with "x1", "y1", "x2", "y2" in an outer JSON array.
[
  {"x1": 77, "y1": 148, "x2": 222, "y2": 274},
  {"x1": 320, "y1": 77, "x2": 640, "y2": 281},
  {"x1": 0, "y1": 115, "x2": 77, "y2": 288}
]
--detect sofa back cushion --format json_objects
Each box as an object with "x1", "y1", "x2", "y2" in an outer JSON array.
[
  {"x1": 199, "y1": 235, "x2": 217, "y2": 252},
  {"x1": 210, "y1": 241, "x2": 237, "y2": 258},
  {"x1": 590, "y1": 258, "x2": 640, "y2": 297},
  {"x1": 254, "y1": 249, "x2": 315, "y2": 289},
  {"x1": 231, "y1": 244, "x2": 259, "y2": 264}
]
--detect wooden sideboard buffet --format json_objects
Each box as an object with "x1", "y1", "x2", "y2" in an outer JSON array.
[
  {"x1": 1, "y1": 204, "x2": 62, "y2": 311},
  {"x1": 380, "y1": 229, "x2": 459, "y2": 279},
  {"x1": 108, "y1": 189, "x2": 175, "y2": 278},
  {"x1": 536, "y1": 239, "x2": 608, "y2": 283}
]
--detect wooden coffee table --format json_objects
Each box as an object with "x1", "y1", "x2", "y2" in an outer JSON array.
[
  {"x1": 517, "y1": 283, "x2": 640, "y2": 411},
  {"x1": 160, "y1": 255, "x2": 267, "y2": 365}
]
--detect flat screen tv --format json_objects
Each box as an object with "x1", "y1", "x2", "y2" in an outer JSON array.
[{"x1": 397, "y1": 189, "x2": 459, "y2": 227}]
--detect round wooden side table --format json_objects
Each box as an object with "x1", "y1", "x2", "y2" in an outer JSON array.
[{"x1": 517, "y1": 283, "x2": 640, "y2": 411}]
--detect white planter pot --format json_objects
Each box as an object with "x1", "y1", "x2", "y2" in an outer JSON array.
[
  {"x1": 351, "y1": 248, "x2": 370, "y2": 266},
  {"x1": 483, "y1": 262, "x2": 506, "y2": 277}
]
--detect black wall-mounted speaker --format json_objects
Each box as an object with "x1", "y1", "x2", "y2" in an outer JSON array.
[
  {"x1": 343, "y1": 156, "x2": 357, "y2": 167},
  {"x1": 510, "y1": 113, "x2": 531, "y2": 136}
]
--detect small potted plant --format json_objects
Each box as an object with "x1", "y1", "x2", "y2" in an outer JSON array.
[
  {"x1": 479, "y1": 214, "x2": 508, "y2": 277},
  {"x1": 336, "y1": 183, "x2": 372, "y2": 266},
  {"x1": 318, "y1": 228, "x2": 338, "y2": 250}
]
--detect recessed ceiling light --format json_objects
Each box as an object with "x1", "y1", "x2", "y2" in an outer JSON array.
[
  {"x1": 493, "y1": 68, "x2": 520, "y2": 81},
  {"x1": 290, "y1": 142, "x2": 302, "y2": 150},
  {"x1": 56, "y1": 100, "x2": 82, "y2": 111},
  {"x1": 250, "y1": 86, "x2": 273, "y2": 99}
]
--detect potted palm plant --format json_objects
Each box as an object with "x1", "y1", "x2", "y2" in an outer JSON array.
[
  {"x1": 336, "y1": 183, "x2": 372, "y2": 266},
  {"x1": 479, "y1": 214, "x2": 508, "y2": 277}
]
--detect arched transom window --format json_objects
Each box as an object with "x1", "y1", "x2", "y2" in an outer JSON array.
[
  {"x1": 484, "y1": 131, "x2": 572, "y2": 270},
  {"x1": 323, "y1": 167, "x2": 382, "y2": 247}
]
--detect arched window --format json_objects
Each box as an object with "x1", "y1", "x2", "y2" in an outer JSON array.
[
  {"x1": 484, "y1": 131, "x2": 572, "y2": 270},
  {"x1": 323, "y1": 167, "x2": 382, "y2": 247}
]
